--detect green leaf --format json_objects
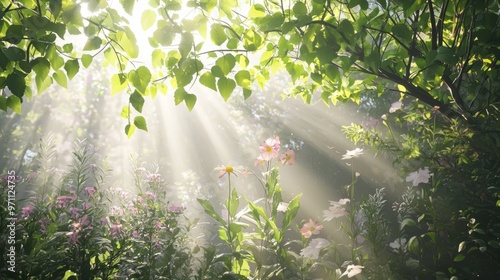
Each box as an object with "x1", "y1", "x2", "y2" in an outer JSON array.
[
  {"x1": 292, "y1": 2, "x2": 307, "y2": 16},
  {"x1": 243, "y1": 88, "x2": 251, "y2": 99},
  {"x1": 2, "y1": 47, "x2": 25, "y2": 61},
  {"x1": 338, "y1": 19, "x2": 355, "y2": 41},
  {"x1": 35, "y1": 75, "x2": 53, "y2": 94},
  {"x1": 0, "y1": 96, "x2": 7, "y2": 111},
  {"x1": 130, "y1": 90, "x2": 145, "y2": 113},
  {"x1": 179, "y1": 32, "x2": 194, "y2": 58},
  {"x1": 210, "y1": 23, "x2": 227, "y2": 46},
  {"x1": 436, "y1": 46, "x2": 458, "y2": 64},
  {"x1": 248, "y1": 4, "x2": 266, "y2": 18},
  {"x1": 120, "y1": 0, "x2": 135, "y2": 14},
  {"x1": 125, "y1": 124, "x2": 136, "y2": 138},
  {"x1": 453, "y1": 254, "x2": 465, "y2": 262},
  {"x1": 408, "y1": 236, "x2": 420, "y2": 255},
  {"x1": 152, "y1": 49, "x2": 166, "y2": 68},
  {"x1": 235, "y1": 70, "x2": 251, "y2": 89},
  {"x1": 216, "y1": 54, "x2": 236, "y2": 75},
  {"x1": 62, "y1": 270, "x2": 78, "y2": 280},
  {"x1": 197, "y1": 198, "x2": 226, "y2": 225},
  {"x1": 83, "y1": 36, "x2": 102, "y2": 51},
  {"x1": 120, "y1": 105, "x2": 129, "y2": 119},
  {"x1": 116, "y1": 28, "x2": 139, "y2": 58},
  {"x1": 141, "y1": 9, "x2": 156, "y2": 30},
  {"x1": 200, "y1": 72, "x2": 217, "y2": 91},
  {"x1": 111, "y1": 74, "x2": 128, "y2": 95},
  {"x1": 53, "y1": 70, "x2": 68, "y2": 88},
  {"x1": 282, "y1": 194, "x2": 301, "y2": 230},
  {"x1": 217, "y1": 77, "x2": 236, "y2": 101},
  {"x1": 7, "y1": 95, "x2": 21, "y2": 114},
  {"x1": 129, "y1": 66, "x2": 151, "y2": 94},
  {"x1": 134, "y1": 116, "x2": 148, "y2": 131},
  {"x1": 32, "y1": 57, "x2": 51, "y2": 80},
  {"x1": 64, "y1": 59, "x2": 80, "y2": 80},
  {"x1": 184, "y1": 93, "x2": 197, "y2": 111},
  {"x1": 6, "y1": 72, "x2": 26, "y2": 98},
  {"x1": 392, "y1": 24, "x2": 412, "y2": 42},
  {"x1": 81, "y1": 54, "x2": 93, "y2": 68}
]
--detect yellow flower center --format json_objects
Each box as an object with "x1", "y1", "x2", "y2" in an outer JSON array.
[
  {"x1": 309, "y1": 226, "x2": 315, "y2": 231},
  {"x1": 266, "y1": 146, "x2": 273, "y2": 153},
  {"x1": 225, "y1": 166, "x2": 234, "y2": 173}
]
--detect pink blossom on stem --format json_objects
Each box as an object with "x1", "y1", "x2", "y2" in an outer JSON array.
[
  {"x1": 280, "y1": 149, "x2": 296, "y2": 165},
  {"x1": 57, "y1": 195, "x2": 74, "y2": 208},
  {"x1": 84, "y1": 186, "x2": 96, "y2": 197},
  {"x1": 259, "y1": 136, "x2": 281, "y2": 160},
  {"x1": 110, "y1": 223, "x2": 122, "y2": 237},
  {"x1": 300, "y1": 219, "x2": 323, "y2": 238},
  {"x1": 21, "y1": 205, "x2": 34, "y2": 219}
]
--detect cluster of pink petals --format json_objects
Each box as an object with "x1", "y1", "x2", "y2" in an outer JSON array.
[
  {"x1": 84, "y1": 186, "x2": 96, "y2": 197},
  {"x1": 110, "y1": 223, "x2": 122, "y2": 237},
  {"x1": 255, "y1": 136, "x2": 296, "y2": 166},
  {"x1": 57, "y1": 195, "x2": 75, "y2": 208},
  {"x1": 259, "y1": 136, "x2": 281, "y2": 160},
  {"x1": 279, "y1": 149, "x2": 296, "y2": 165},
  {"x1": 21, "y1": 205, "x2": 34, "y2": 219},
  {"x1": 300, "y1": 219, "x2": 323, "y2": 238},
  {"x1": 168, "y1": 204, "x2": 185, "y2": 213}
]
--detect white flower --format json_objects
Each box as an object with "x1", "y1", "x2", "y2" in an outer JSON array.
[
  {"x1": 389, "y1": 101, "x2": 403, "y2": 113},
  {"x1": 340, "y1": 265, "x2": 364, "y2": 278},
  {"x1": 405, "y1": 167, "x2": 433, "y2": 186},
  {"x1": 323, "y1": 198, "x2": 350, "y2": 221},
  {"x1": 389, "y1": 238, "x2": 407, "y2": 252},
  {"x1": 300, "y1": 238, "x2": 329, "y2": 259},
  {"x1": 342, "y1": 148, "x2": 364, "y2": 160},
  {"x1": 277, "y1": 202, "x2": 289, "y2": 212}
]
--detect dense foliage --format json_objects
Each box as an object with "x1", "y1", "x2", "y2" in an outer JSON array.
[{"x1": 1, "y1": 0, "x2": 499, "y2": 133}]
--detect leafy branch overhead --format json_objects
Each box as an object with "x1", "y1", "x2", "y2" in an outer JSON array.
[{"x1": 1, "y1": 0, "x2": 499, "y2": 135}]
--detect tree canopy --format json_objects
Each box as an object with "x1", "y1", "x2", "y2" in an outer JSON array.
[{"x1": 1, "y1": 0, "x2": 499, "y2": 135}]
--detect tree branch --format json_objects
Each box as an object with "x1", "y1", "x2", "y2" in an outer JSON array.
[{"x1": 428, "y1": 0, "x2": 438, "y2": 49}]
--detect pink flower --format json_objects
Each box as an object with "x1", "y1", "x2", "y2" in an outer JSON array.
[
  {"x1": 84, "y1": 186, "x2": 96, "y2": 197},
  {"x1": 145, "y1": 191, "x2": 156, "y2": 199},
  {"x1": 132, "y1": 230, "x2": 140, "y2": 238},
  {"x1": 110, "y1": 223, "x2": 122, "y2": 237},
  {"x1": 168, "y1": 204, "x2": 185, "y2": 213},
  {"x1": 300, "y1": 219, "x2": 323, "y2": 238},
  {"x1": 254, "y1": 156, "x2": 266, "y2": 167},
  {"x1": 79, "y1": 215, "x2": 89, "y2": 226},
  {"x1": 57, "y1": 195, "x2": 75, "y2": 208},
  {"x1": 100, "y1": 217, "x2": 109, "y2": 225},
  {"x1": 21, "y1": 205, "x2": 34, "y2": 219},
  {"x1": 155, "y1": 221, "x2": 164, "y2": 230},
  {"x1": 280, "y1": 149, "x2": 296, "y2": 165},
  {"x1": 37, "y1": 219, "x2": 49, "y2": 234},
  {"x1": 67, "y1": 231, "x2": 79, "y2": 245},
  {"x1": 215, "y1": 165, "x2": 242, "y2": 178},
  {"x1": 147, "y1": 173, "x2": 164, "y2": 184},
  {"x1": 70, "y1": 207, "x2": 81, "y2": 219},
  {"x1": 259, "y1": 136, "x2": 281, "y2": 160},
  {"x1": 109, "y1": 206, "x2": 123, "y2": 216}
]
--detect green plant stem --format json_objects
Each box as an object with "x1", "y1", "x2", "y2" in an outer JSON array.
[{"x1": 227, "y1": 173, "x2": 234, "y2": 271}]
